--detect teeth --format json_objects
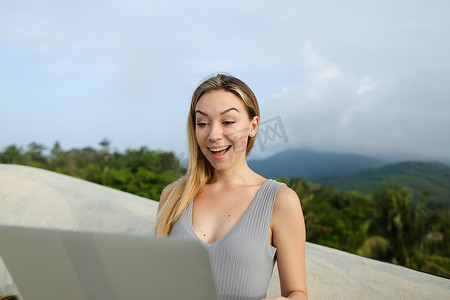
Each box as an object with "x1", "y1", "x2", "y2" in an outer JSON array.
[{"x1": 210, "y1": 146, "x2": 229, "y2": 152}]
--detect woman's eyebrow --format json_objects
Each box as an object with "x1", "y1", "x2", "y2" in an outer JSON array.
[
  {"x1": 195, "y1": 107, "x2": 239, "y2": 116},
  {"x1": 195, "y1": 109, "x2": 207, "y2": 116},
  {"x1": 220, "y1": 107, "x2": 239, "y2": 115}
]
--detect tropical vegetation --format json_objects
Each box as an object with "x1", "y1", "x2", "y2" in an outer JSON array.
[
  {"x1": 1, "y1": 141, "x2": 448, "y2": 278},
  {"x1": 280, "y1": 178, "x2": 449, "y2": 278},
  {"x1": 0, "y1": 140, "x2": 184, "y2": 200}
]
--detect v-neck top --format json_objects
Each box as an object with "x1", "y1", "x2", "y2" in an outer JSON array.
[{"x1": 170, "y1": 179, "x2": 285, "y2": 300}]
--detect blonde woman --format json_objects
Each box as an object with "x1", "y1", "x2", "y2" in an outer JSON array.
[{"x1": 156, "y1": 74, "x2": 307, "y2": 300}]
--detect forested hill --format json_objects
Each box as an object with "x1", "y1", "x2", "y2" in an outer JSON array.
[
  {"x1": 248, "y1": 149, "x2": 385, "y2": 180},
  {"x1": 0, "y1": 141, "x2": 185, "y2": 200},
  {"x1": 248, "y1": 149, "x2": 449, "y2": 208},
  {"x1": 317, "y1": 161, "x2": 450, "y2": 209},
  {"x1": 1, "y1": 142, "x2": 449, "y2": 277}
]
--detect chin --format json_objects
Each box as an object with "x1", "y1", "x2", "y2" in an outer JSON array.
[
  {"x1": 208, "y1": 159, "x2": 232, "y2": 171},
  {"x1": 204, "y1": 153, "x2": 232, "y2": 171}
]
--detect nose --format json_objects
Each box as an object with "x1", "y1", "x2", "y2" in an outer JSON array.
[{"x1": 208, "y1": 122, "x2": 223, "y2": 142}]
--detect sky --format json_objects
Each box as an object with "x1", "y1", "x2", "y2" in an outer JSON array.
[{"x1": 1, "y1": 0, "x2": 449, "y2": 162}]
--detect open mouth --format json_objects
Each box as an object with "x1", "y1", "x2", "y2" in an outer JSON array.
[{"x1": 209, "y1": 145, "x2": 232, "y2": 158}]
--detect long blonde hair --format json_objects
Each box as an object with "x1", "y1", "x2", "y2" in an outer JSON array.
[{"x1": 155, "y1": 73, "x2": 260, "y2": 235}]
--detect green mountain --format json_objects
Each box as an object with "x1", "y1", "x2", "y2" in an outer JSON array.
[
  {"x1": 248, "y1": 149, "x2": 385, "y2": 180},
  {"x1": 318, "y1": 161, "x2": 450, "y2": 209}
]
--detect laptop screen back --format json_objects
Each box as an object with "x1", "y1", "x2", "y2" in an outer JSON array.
[{"x1": 0, "y1": 225, "x2": 218, "y2": 300}]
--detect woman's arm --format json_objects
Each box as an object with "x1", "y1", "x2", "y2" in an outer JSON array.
[{"x1": 265, "y1": 185, "x2": 307, "y2": 300}]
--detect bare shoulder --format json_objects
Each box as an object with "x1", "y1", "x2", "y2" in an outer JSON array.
[
  {"x1": 158, "y1": 180, "x2": 179, "y2": 213},
  {"x1": 271, "y1": 184, "x2": 304, "y2": 229},
  {"x1": 274, "y1": 184, "x2": 302, "y2": 212}
]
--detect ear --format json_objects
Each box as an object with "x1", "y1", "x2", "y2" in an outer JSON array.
[{"x1": 249, "y1": 116, "x2": 259, "y2": 137}]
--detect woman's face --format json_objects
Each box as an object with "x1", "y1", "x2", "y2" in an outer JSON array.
[{"x1": 195, "y1": 89, "x2": 258, "y2": 172}]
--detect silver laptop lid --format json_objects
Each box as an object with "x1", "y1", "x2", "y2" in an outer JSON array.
[{"x1": 0, "y1": 225, "x2": 218, "y2": 300}]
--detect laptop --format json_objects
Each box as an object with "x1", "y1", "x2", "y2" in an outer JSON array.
[{"x1": 0, "y1": 225, "x2": 219, "y2": 300}]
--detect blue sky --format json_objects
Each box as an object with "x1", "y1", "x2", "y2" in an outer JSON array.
[{"x1": 1, "y1": 0, "x2": 449, "y2": 162}]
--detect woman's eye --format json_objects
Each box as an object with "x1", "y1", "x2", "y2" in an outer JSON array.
[
  {"x1": 196, "y1": 122, "x2": 208, "y2": 127},
  {"x1": 223, "y1": 121, "x2": 235, "y2": 126}
]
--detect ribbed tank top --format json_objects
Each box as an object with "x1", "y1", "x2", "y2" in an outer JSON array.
[{"x1": 170, "y1": 179, "x2": 285, "y2": 300}]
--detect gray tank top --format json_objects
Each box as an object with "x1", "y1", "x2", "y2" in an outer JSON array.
[{"x1": 170, "y1": 179, "x2": 285, "y2": 300}]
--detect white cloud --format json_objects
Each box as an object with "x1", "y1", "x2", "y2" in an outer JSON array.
[
  {"x1": 1, "y1": 1, "x2": 449, "y2": 161},
  {"x1": 304, "y1": 42, "x2": 342, "y2": 84},
  {"x1": 264, "y1": 43, "x2": 380, "y2": 154},
  {"x1": 356, "y1": 77, "x2": 378, "y2": 96},
  {"x1": 264, "y1": 42, "x2": 450, "y2": 160}
]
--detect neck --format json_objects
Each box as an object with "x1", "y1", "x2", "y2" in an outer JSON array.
[{"x1": 209, "y1": 160, "x2": 259, "y2": 186}]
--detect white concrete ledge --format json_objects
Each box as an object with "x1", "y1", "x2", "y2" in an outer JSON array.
[{"x1": 1, "y1": 164, "x2": 449, "y2": 299}]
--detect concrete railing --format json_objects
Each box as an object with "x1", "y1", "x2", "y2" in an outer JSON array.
[{"x1": 1, "y1": 164, "x2": 448, "y2": 299}]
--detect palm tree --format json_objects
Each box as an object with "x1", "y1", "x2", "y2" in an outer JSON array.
[{"x1": 360, "y1": 185, "x2": 424, "y2": 267}]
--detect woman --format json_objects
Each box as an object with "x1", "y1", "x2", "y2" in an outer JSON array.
[{"x1": 156, "y1": 74, "x2": 307, "y2": 300}]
